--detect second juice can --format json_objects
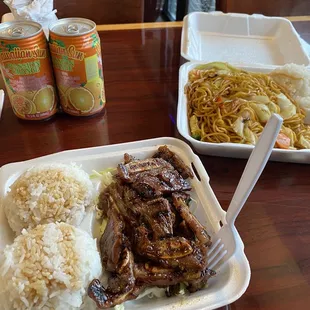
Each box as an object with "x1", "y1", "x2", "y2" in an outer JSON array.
[{"x1": 49, "y1": 18, "x2": 106, "y2": 116}]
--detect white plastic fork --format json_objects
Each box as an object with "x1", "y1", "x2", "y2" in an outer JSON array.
[{"x1": 207, "y1": 114, "x2": 283, "y2": 270}]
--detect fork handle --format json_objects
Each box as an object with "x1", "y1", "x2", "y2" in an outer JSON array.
[{"x1": 226, "y1": 114, "x2": 283, "y2": 225}]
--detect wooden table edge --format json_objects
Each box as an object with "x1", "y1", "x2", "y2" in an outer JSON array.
[
  {"x1": 95, "y1": 16, "x2": 310, "y2": 31},
  {"x1": 96, "y1": 21, "x2": 183, "y2": 31}
]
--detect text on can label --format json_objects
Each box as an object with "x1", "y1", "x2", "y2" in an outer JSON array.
[
  {"x1": 49, "y1": 44, "x2": 85, "y2": 61},
  {"x1": 0, "y1": 45, "x2": 47, "y2": 62}
]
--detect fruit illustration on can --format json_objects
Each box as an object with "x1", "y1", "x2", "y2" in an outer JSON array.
[
  {"x1": 11, "y1": 95, "x2": 36, "y2": 117},
  {"x1": 49, "y1": 18, "x2": 106, "y2": 116},
  {"x1": 0, "y1": 21, "x2": 58, "y2": 120}
]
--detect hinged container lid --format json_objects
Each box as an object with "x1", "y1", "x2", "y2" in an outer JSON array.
[{"x1": 181, "y1": 12, "x2": 310, "y2": 68}]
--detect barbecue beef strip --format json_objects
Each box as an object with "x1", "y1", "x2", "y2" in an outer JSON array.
[
  {"x1": 99, "y1": 182, "x2": 140, "y2": 228},
  {"x1": 132, "y1": 169, "x2": 191, "y2": 198},
  {"x1": 132, "y1": 173, "x2": 169, "y2": 198},
  {"x1": 118, "y1": 157, "x2": 191, "y2": 199},
  {"x1": 97, "y1": 190, "x2": 109, "y2": 218},
  {"x1": 118, "y1": 158, "x2": 173, "y2": 182},
  {"x1": 157, "y1": 169, "x2": 191, "y2": 191},
  {"x1": 141, "y1": 198, "x2": 175, "y2": 240},
  {"x1": 173, "y1": 194, "x2": 211, "y2": 246},
  {"x1": 134, "y1": 263, "x2": 185, "y2": 286},
  {"x1": 157, "y1": 242, "x2": 208, "y2": 271},
  {"x1": 100, "y1": 208, "x2": 125, "y2": 271},
  {"x1": 176, "y1": 220, "x2": 195, "y2": 240},
  {"x1": 98, "y1": 181, "x2": 132, "y2": 219},
  {"x1": 107, "y1": 248, "x2": 135, "y2": 294},
  {"x1": 88, "y1": 279, "x2": 107, "y2": 307},
  {"x1": 124, "y1": 153, "x2": 134, "y2": 164},
  {"x1": 187, "y1": 268, "x2": 216, "y2": 293},
  {"x1": 88, "y1": 248, "x2": 138, "y2": 309},
  {"x1": 89, "y1": 263, "x2": 216, "y2": 308},
  {"x1": 134, "y1": 263, "x2": 213, "y2": 287},
  {"x1": 89, "y1": 146, "x2": 215, "y2": 308},
  {"x1": 135, "y1": 226, "x2": 193, "y2": 260},
  {"x1": 121, "y1": 181, "x2": 140, "y2": 203},
  {"x1": 88, "y1": 279, "x2": 143, "y2": 309},
  {"x1": 153, "y1": 145, "x2": 194, "y2": 179}
]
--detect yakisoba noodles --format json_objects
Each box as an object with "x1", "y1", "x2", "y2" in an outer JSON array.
[{"x1": 186, "y1": 62, "x2": 310, "y2": 149}]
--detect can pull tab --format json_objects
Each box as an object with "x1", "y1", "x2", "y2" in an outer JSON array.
[
  {"x1": 10, "y1": 27, "x2": 24, "y2": 37},
  {"x1": 66, "y1": 23, "x2": 79, "y2": 34}
]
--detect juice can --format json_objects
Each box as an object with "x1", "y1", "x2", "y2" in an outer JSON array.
[
  {"x1": 0, "y1": 21, "x2": 58, "y2": 120},
  {"x1": 49, "y1": 18, "x2": 106, "y2": 116}
]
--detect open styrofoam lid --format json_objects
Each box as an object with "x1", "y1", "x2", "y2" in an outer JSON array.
[{"x1": 181, "y1": 12, "x2": 310, "y2": 68}]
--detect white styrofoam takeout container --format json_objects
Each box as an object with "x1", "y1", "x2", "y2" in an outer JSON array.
[
  {"x1": 181, "y1": 11, "x2": 310, "y2": 68},
  {"x1": 177, "y1": 12, "x2": 310, "y2": 163},
  {"x1": 0, "y1": 137, "x2": 251, "y2": 310},
  {"x1": 177, "y1": 62, "x2": 310, "y2": 163}
]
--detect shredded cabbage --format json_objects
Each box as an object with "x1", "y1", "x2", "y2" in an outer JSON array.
[
  {"x1": 250, "y1": 103, "x2": 271, "y2": 123},
  {"x1": 244, "y1": 127, "x2": 257, "y2": 145},
  {"x1": 277, "y1": 93, "x2": 296, "y2": 119},
  {"x1": 232, "y1": 116, "x2": 258, "y2": 144},
  {"x1": 251, "y1": 95, "x2": 270, "y2": 104},
  {"x1": 91, "y1": 168, "x2": 116, "y2": 220},
  {"x1": 268, "y1": 101, "x2": 280, "y2": 114},
  {"x1": 232, "y1": 116, "x2": 244, "y2": 137},
  {"x1": 281, "y1": 126, "x2": 297, "y2": 147},
  {"x1": 89, "y1": 170, "x2": 102, "y2": 178},
  {"x1": 90, "y1": 168, "x2": 116, "y2": 192},
  {"x1": 303, "y1": 107, "x2": 310, "y2": 125},
  {"x1": 90, "y1": 168, "x2": 116, "y2": 179},
  {"x1": 179, "y1": 283, "x2": 187, "y2": 295},
  {"x1": 299, "y1": 135, "x2": 310, "y2": 148}
]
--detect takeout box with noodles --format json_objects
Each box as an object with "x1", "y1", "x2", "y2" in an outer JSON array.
[{"x1": 177, "y1": 12, "x2": 310, "y2": 163}]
